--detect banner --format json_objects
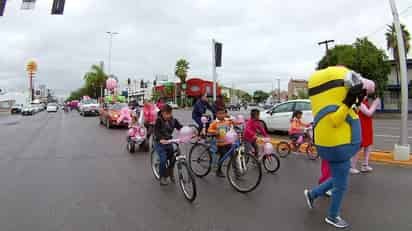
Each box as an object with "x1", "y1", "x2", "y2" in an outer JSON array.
[
  {"x1": 0, "y1": 0, "x2": 7, "y2": 16},
  {"x1": 21, "y1": 0, "x2": 36, "y2": 10}
]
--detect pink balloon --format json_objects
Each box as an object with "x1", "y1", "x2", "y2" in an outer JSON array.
[
  {"x1": 144, "y1": 104, "x2": 157, "y2": 123},
  {"x1": 224, "y1": 130, "x2": 238, "y2": 144},
  {"x1": 106, "y1": 78, "x2": 117, "y2": 90},
  {"x1": 263, "y1": 143, "x2": 274, "y2": 154},
  {"x1": 178, "y1": 126, "x2": 194, "y2": 142},
  {"x1": 201, "y1": 116, "x2": 208, "y2": 124},
  {"x1": 361, "y1": 78, "x2": 375, "y2": 94},
  {"x1": 117, "y1": 107, "x2": 131, "y2": 124},
  {"x1": 236, "y1": 115, "x2": 245, "y2": 124}
]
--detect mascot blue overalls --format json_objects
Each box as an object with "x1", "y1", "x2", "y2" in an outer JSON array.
[{"x1": 304, "y1": 66, "x2": 365, "y2": 229}]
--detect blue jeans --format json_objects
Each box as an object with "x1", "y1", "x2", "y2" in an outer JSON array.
[
  {"x1": 154, "y1": 143, "x2": 174, "y2": 177},
  {"x1": 309, "y1": 159, "x2": 351, "y2": 218}
]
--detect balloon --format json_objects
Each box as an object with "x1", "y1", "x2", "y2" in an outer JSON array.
[
  {"x1": 236, "y1": 115, "x2": 245, "y2": 124},
  {"x1": 361, "y1": 78, "x2": 375, "y2": 94},
  {"x1": 263, "y1": 142, "x2": 274, "y2": 155},
  {"x1": 224, "y1": 129, "x2": 238, "y2": 144},
  {"x1": 144, "y1": 104, "x2": 157, "y2": 124},
  {"x1": 117, "y1": 107, "x2": 131, "y2": 124},
  {"x1": 201, "y1": 116, "x2": 208, "y2": 124},
  {"x1": 178, "y1": 126, "x2": 194, "y2": 142},
  {"x1": 106, "y1": 78, "x2": 117, "y2": 90}
]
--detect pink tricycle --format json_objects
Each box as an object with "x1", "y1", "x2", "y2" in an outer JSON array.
[{"x1": 127, "y1": 124, "x2": 149, "y2": 153}]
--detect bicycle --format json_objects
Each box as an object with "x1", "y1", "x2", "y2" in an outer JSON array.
[
  {"x1": 150, "y1": 138, "x2": 197, "y2": 202},
  {"x1": 245, "y1": 138, "x2": 280, "y2": 173},
  {"x1": 188, "y1": 126, "x2": 262, "y2": 193},
  {"x1": 276, "y1": 126, "x2": 318, "y2": 160}
]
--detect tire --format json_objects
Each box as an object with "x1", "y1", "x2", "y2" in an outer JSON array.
[
  {"x1": 276, "y1": 141, "x2": 291, "y2": 158},
  {"x1": 177, "y1": 161, "x2": 197, "y2": 202},
  {"x1": 227, "y1": 151, "x2": 262, "y2": 193},
  {"x1": 262, "y1": 153, "x2": 280, "y2": 173},
  {"x1": 127, "y1": 141, "x2": 136, "y2": 154},
  {"x1": 150, "y1": 150, "x2": 160, "y2": 180},
  {"x1": 306, "y1": 144, "x2": 318, "y2": 160},
  {"x1": 188, "y1": 143, "x2": 212, "y2": 177}
]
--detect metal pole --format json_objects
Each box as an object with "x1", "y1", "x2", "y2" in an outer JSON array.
[
  {"x1": 389, "y1": 0, "x2": 409, "y2": 146},
  {"x1": 212, "y1": 39, "x2": 217, "y2": 101},
  {"x1": 106, "y1": 32, "x2": 119, "y2": 76},
  {"x1": 277, "y1": 78, "x2": 281, "y2": 102}
]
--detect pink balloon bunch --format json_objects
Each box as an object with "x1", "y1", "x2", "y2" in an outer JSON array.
[
  {"x1": 236, "y1": 115, "x2": 245, "y2": 124},
  {"x1": 178, "y1": 126, "x2": 194, "y2": 142},
  {"x1": 117, "y1": 107, "x2": 131, "y2": 124},
  {"x1": 361, "y1": 78, "x2": 375, "y2": 94},
  {"x1": 106, "y1": 78, "x2": 117, "y2": 90},
  {"x1": 224, "y1": 129, "x2": 238, "y2": 144},
  {"x1": 143, "y1": 104, "x2": 157, "y2": 124},
  {"x1": 201, "y1": 116, "x2": 209, "y2": 124}
]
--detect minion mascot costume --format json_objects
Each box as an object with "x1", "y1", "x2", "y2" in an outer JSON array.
[{"x1": 304, "y1": 66, "x2": 365, "y2": 229}]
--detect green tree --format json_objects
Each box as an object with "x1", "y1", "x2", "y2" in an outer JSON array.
[
  {"x1": 241, "y1": 93, "x2": 252, "y2": 102},
  {"x1": 253, "y1": 90, "x2": 269, "y2": 103},
  {"x1": 317, "y1": 38, "x2": 391, "y2": 97},
  {"x1": 175, "y1": 59, "x2": 190, "y2": 107},
  {"x1": 83, "y1": 63, "x2": 108, "y2": 98},
  {"x1": 385, "y1": 23, "x2": 411, "y2": 84},
  {"x1": 297, "y1": 89, "x2": 309, "y2": 99}
]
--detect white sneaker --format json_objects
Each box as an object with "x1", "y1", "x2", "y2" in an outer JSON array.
[
  {"x1": 350, "y1": 168, "x2": 360, "y2": 175},
  {"x1": 325, "y1": 190, "x2": 332, "y2": 197},
  {"x1": 361, "y1": 165, "x2": 373, "y2": 173}
]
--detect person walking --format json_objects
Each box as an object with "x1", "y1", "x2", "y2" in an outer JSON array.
[{"x1": 192, "y1": 95, "x2": 215, "y2": 129}]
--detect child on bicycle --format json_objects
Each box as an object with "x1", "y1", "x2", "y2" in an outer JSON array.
[
  {"x1": 289, "y1": 110, "x2": 309, "y2": 142},
  {"x1": 154, "y1": 104, "x2": 183, "y2": 185},
  {"x1": 207, "y1": 108, "x2": 233, "y2": 177},
  {"x1": 244, "y1": 109, "x2": 270, "y2": 155}
]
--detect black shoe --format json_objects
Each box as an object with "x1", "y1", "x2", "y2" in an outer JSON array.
[
  {"x1": 304, "y1": 189, "x2": 314, "y2": 209},
  {"x1": 216, "y1": 170, "x2": 225, "y2": 178}
]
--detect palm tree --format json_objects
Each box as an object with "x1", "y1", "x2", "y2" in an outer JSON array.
[
  {"x1": 83, "y1": 63, "x2": 108, "y2": 98},
  {"x1": 175, "y1": 59, "x2": 190, "y2": 106},
  {"x1": 385, "y1": 23, "x2": 411, "y2": 84}
]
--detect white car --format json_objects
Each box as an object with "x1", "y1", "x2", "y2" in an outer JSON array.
[
  {"x1": 260, "y1": 99, "x2": 313, "y2": 132},
  {"x1": 79, "y1": 99, "x2": 99, "y2": 116},
  {"x1": 167, "y1": 102, "x2": 179, "y2": 109},
  {"x1": 46, "y1": 103, "x2": 58, "y2": 112}
]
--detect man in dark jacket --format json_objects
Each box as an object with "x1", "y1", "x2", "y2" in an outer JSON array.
[{"x1": 192, "y1": 95, "x2": 215, "y2": 128}]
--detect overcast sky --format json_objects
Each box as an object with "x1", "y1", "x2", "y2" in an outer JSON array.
[{"x1": 1, "y1": 0, "x2": 412, "y2": 95}]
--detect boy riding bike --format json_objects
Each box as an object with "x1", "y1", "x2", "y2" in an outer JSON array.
[
  {"x1": 154, "y1": 104, "x2": 183, "y2": 186},
  {"x1": 207, "y1": 108, "x2": 233, "y2": 177}
]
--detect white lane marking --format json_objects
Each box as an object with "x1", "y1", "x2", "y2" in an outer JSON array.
[{"x1": 375, "y1": 134, "x2": 412, "y2": 139}]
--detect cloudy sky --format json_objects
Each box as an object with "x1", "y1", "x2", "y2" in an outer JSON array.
[{"x1": 1, "y1": 0, "x2": 412, "y2": 95}]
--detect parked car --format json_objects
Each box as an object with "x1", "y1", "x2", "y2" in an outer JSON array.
[
  {"x1": 22, "y1": 105, "x2": 35, "y2": 116},
  {"x1": 99, "y1": 103, "x2": 130, "y2": 128},
  {"x1": 263, "y1": 103, "x2": 274, "y2": 110},
  {"x1": 167, "y1": 102, "x2": 179, "y2": 109},
  {"x1": 227, "y1": 103, "x2": 241, "y2": 111},
  {"x1": 79, "y1": 99, "x2": 99, "y2": 116},
  {"x1": 46, "y1": 103, "x2": 58, "y2": 112},
  {"x1": 260, "y1": 99, "x2": 313, "y2": 132},
  {"x1": 11, "y1": 104, "x2": 23, "y2": 114}
]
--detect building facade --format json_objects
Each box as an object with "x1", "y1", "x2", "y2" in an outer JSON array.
[{"x1": 288, "y1": 79, "x2": 308, "y2": 99}]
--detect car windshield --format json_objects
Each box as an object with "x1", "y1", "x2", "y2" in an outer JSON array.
[
  {"x1": 82, "y1": 99, "x2": 97, "y2": 104},
  {"x1": 109, "y1": 103, "x2": 128, "y2": 110}
]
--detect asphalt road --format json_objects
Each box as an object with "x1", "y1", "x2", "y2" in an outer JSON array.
[{"x1": 0, "y1": 111, "x2": 411, "y2": 231}]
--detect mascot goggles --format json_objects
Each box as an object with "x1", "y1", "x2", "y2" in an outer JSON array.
[{"x1": 308, "y1": 71, "x2": 363, "y2": 96}]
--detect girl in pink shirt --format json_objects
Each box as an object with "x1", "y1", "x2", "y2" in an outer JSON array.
[{"x1": 244, "y1": 109, "x2": 270, "y2": 154}]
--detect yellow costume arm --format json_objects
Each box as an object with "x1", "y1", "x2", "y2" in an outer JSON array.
[{"x1": 329, "y1": 104, "x2": 349, "y2": 127}]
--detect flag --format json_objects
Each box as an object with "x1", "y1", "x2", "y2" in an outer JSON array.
[
  {"x1": 215, "y1": 42, "x2": 222, "y2": 67},
  {"x1": 51, "y1": 0, "x2": 65, "y2": 15},
  {"x1": 21, "y1": 0, "x2": 36, "y2": 10},
  {"x1": 0, "y1": 0, "x2": 7, "y2": 16}
]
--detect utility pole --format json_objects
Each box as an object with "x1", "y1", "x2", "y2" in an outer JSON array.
[
  {"x1": 106, "y1": 32, "x2": 119, "y2": 76},
  {"x1": 389, "y1": 0, "x2": 410, "y2": 159},
  {"x1": 212, "y1": 39, "x2": 217, "y2": 101},
  {"x1": 318, "y1": 40, "x2": 335, "y2": 53},
  {"x1": 277, "y1": 78, "x2": 281, "y2": 103}
]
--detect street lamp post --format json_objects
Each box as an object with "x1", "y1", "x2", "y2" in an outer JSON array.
[
  {"x1": 106, "y1": 32, "x2": 119, "y2": 75},
  {"x1": 389, "y1": 0, "x2": 410, "y2": 160}
]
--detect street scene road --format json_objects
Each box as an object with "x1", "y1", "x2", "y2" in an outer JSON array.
[{"x1": 0, "y1": 110, "x2": 410, "y2": 231}]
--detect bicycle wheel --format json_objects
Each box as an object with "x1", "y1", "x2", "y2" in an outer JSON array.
[
  {"x1": 262, "y1": 153, "x2": 280, "y2": 173},
  {"x1": 150, "y1": 149, "x2": 160, "y2": 180},
  {"x1": 227, "y1": 151, "x2": 262, "y2": 193},
  {"x1": 306, "y1": 144, "x2": 318, "y2": 160},
  {"x1": 276, "y1": 141, "x2": 291, "y2": 158},
  {"x1": 188, "y1": 143, "x2": 212, "y2": 177},
  {"x1": 177, "y1": 161, "x2": 197, "y2": 202}
]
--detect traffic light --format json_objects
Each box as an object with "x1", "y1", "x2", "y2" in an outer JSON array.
[
  {"x1": 51, "y1": 0, "x2": 65, "y2": 15},
  {"x1": 0, "y1": 0, "x2": 7, "y2": 16},
  {"x1": 140, "y1": 80, "x2": 144, "y2": 88},
  {"x1": 153, "y1": 80, "x2": 157, "y2": 86},
  {"x1": 215, "y1": 42, "x2": 222, "y2": 67},
  {"x1": 127, "y1": 78, "x2": 131, "y2": 85}
]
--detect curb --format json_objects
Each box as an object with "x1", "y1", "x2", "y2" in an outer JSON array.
[{"x1": 260, "y1": 138, "x2": 412, "y2": 166}]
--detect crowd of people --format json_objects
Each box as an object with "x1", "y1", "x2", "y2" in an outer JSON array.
[{"x1": 127, "y1": 66, "x2": 378, "y2": 229}]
